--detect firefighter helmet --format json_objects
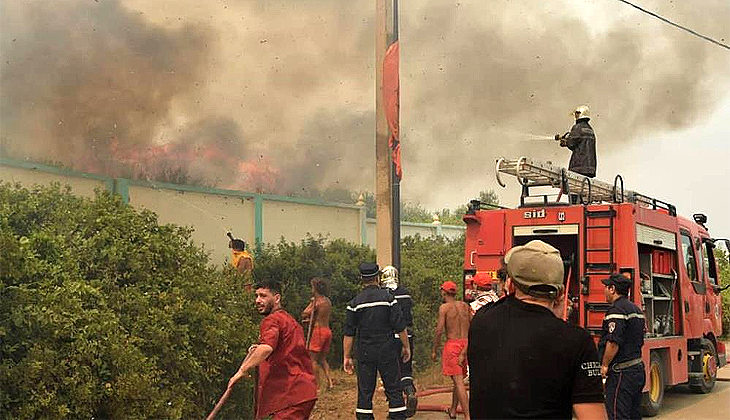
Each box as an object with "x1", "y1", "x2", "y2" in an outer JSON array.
[
  {"x1": 380, "y1": 265, "x2": 399, "y2": 290},
  {"x1": 573, "y1": 105, "x2": 590, "y2": 121}
]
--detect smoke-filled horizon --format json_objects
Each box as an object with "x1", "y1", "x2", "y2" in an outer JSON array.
[{"x1": 2, "y1": 0, "x2": 729, "y2": 204}]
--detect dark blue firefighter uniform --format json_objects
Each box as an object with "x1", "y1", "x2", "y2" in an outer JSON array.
[
  {"x1": 345, "y1": 285, "x2": 407, "y2": 419},
  {"x1": 598, "y1": 296, "x2": 646, "y2": 420},
  {"x1": 391, "y1": 285, "x2": 414, "y2": 388},
  {"x1": 391, "y1": 284, "x2": 417, "y2": 417}
]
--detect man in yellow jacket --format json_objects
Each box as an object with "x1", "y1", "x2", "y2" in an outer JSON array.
[{"x1": 228, "y1": 233, "x2": 254, "y2": 277}]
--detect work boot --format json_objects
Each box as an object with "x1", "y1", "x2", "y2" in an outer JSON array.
[{"x1": 404, "y1": 384, "x2": 418, "y2": 418}]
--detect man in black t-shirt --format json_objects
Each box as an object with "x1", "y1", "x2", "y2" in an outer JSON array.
[
  {"x1": 598, "y1": 274, "x2": 645, "y2": 420},
  {"x1": 467, "y1": 240, "x2": 606, "y2": 419}
]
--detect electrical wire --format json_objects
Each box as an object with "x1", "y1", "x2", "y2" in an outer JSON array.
[{"x1": 614, "y1": 0, "x2": 730, "y2": 51}]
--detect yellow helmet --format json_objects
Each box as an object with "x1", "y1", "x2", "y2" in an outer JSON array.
[
  {"x1": 380, "y1": 265, "x2": 399, "y2": 290},
  {"x1": 573, "y1": 105, "x2": 590, "y2": 121}
]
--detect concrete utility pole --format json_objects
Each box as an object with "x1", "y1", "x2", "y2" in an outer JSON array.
[{"x1": 375, "y1": 0, "x2": 395, "y2": 268}]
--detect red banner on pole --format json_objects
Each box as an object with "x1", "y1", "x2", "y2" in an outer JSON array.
[{"x1": 383, "y1": 40, "x2": 401, "y2": 179}]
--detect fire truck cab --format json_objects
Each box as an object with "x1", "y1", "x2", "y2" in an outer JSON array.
[{"x1": 463, "y1": 158, "x2": 728, "y2": 416}]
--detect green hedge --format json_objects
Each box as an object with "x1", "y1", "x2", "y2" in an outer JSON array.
[{"x1": 0, "y1": 183, "x2": 257, "y2": 419}]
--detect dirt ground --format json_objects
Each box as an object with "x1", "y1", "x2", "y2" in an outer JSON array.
[{"x1": 310, "y1": 364, "x2": 452, "y2": 420}]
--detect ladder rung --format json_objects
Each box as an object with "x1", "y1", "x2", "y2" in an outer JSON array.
[
  {"x1": 586, "y1": 225, "x2": 611, "y2": 229},
  {"x1": 586, "y1": 210, "x2": 616, "y2": 218},
  {"x1": 587, "y1": 263, "x2": 614, "y2": 269},
  {"x1": 586, "y1": 249, "x2": 612, "y2": 252}
]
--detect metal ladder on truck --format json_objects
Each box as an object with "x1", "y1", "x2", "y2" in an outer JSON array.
[
  {"x1": 495, "y1": 156, "x2": 677, "y2": 214},
  {"x1": 495, "y1": 156, "x2": 675, "y2": 332},
  {"x1": 581, "y1": 205, "x2": 616, "y2": 334}
]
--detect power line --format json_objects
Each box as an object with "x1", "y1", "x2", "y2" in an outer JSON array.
[{"x1": 614, "y1": 0, "x2": 730, "y2": 51}]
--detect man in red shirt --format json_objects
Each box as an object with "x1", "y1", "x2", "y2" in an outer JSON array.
[{"x1": 228, "y1": 280, "x2": 317, "y2": 419}]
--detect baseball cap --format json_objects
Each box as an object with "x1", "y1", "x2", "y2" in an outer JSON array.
[
  {"x1": 359, "y1": 262, "x2": 380, "y2": 278},
  {"x1": 601, "y1": 273, "x2": 632, "y2": 294},
  {"x1": 505, "y1": 240, "x2": 564, "y2": 298},
  {"x1": 440, "y1": 281, "x2": 458, "y2": 294},
  {"x1": 472, "y1": 272, "x2": 492, "y2": 288}
]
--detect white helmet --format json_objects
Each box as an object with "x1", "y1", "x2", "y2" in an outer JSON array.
[
  {"x1": 380, "y1": 265, "x2": 399, "y2": 290},
  {"x1": 573, "y1": 105, "x2": 590, "y2": 121}
]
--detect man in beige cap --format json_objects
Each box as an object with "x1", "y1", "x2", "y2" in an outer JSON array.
[{"x1": 467, "y1": 240, "x2": 606, "y2": 420}]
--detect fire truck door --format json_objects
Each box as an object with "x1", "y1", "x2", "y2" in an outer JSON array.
[{"x1": 700, "y1": 239, "x2": 722, "y2": 334}]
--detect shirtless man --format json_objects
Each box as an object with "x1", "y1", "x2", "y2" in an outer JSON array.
[
  {"x1": 432, "y1": 281, "x2": 471, "y2": 420},
  {"x1": 301, "y1": 277, "x2": 334, "y2": 390}
]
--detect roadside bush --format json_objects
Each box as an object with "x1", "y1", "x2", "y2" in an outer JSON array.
[{"x1": 0, "y1": 183, "x2": 258, "y2": 419}]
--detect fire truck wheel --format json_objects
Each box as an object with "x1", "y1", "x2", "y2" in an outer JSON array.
[
  {"x1": 689, "y1": 338, "x2": 718, "y2": 394},
  {"x1": 641, "y1": 352, "x2": 664, "y2": 417}
]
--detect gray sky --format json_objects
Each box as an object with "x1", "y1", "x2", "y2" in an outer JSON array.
[{"x1": 2, "y1": 0, "x2": 729, "y2": 237}]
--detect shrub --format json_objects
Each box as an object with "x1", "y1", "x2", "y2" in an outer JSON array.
[{"x1": 0, "y1": 183, "x2": 258, "y2": 419}]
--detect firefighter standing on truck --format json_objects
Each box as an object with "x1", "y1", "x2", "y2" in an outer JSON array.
[
  {"x1": 599, "y1": 273, "x2": 646, "y2": 420},
  {"x1": 343, "y1": 263, "x2": 410, "y2": 420},
  {"x1": 556, "y1": 105, "x2": 597, "y2": 178},
  {"x1": 381, "y1": 266, "x2": 418, "y2": 417}
]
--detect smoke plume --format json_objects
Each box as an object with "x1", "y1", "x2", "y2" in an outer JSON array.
[{"x1": 1, "y1": 0, "x2": 728, "y2": 202}]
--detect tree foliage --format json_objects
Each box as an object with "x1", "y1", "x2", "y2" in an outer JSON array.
[{"x1": 0, "y1": 183, "x2": 258, "y2": 419}]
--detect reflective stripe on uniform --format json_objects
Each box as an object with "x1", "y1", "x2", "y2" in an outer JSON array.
[
  {"x1": 400, "y1": 376, "x2": 413, "y2": 381},
  {"x1": 356, "y1": 408, "x2": 374, "y2": 414},
  {"x1": 605, "y1": 313, "x2": 644, "y2": 320},
  {"x1": 394, "y1": 295, "x2": 411, "y2": 299},
  {"x1": 347, "y1": 300, "x2": 396, "y2": 312},
  {"x1": 389, "y1": 406, "x2": 407, "y2": 412}
]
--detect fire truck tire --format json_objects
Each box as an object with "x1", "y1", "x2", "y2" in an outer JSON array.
[
  {"x1": 689, "y1": 338, "x2": 718, "y2": 394},
  {"x1": 641, "y1": 352, "x2": 664, "y2": 417}
]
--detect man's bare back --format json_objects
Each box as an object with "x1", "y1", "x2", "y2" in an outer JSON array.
[
  {"x1": 440, "y1": 300, "x2": 470, "y2": 339},
  {"x1": 312, "y1": 296, "x2": 331, "y2": 327},
  {"x1": 302, "y1": 295, "x2": 332, "y2": 327}
]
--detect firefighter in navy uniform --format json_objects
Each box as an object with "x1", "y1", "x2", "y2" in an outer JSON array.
[
  {"x1": 343, "y1": 263, "x2": 411, "y2": 420},
  {"x1": 556, "y1": 105, "x2": 597, "y2": 177},
  {"x1": 599, "y1": 273, "x2": 646, "y2": 420},
  {"x1": 381, "y1": 266, "x2": 418, "y2": 417}
]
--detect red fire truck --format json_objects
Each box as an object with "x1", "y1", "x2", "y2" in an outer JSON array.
[{"x1": 462, "y1": 157, "x2": 728, "y2": 416}]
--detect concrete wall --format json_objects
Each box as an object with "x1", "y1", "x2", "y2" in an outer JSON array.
[
  {"x1": 127, "y1": 182, "x2": 257, "y2": 264},
  {"x1": 262, "y1": 197, "x2": 362, "y2": 245},
  {"x1": 1, "y1": 158, "x2": 465, "y2": 265},
  {"x1": 0, "y1": 160, "x2": 111, "y2": 198}
]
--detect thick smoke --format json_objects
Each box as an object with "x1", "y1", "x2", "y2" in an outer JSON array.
[
  {"x1": 1, "y1": 0, "x2": 729, "y2": 202},
  {"x1": 1, "y1": 0, "x2": 212, "y2": 175}
]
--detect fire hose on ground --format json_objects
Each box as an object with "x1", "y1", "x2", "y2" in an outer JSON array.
[{"x1": 414, "y1": 385, "x2": 469, "y2": 414}]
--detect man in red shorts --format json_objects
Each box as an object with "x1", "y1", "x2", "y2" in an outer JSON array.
[
  {"x1": 301, "y1": 277, "x2": 334, "y2": 389},
  {"x1": 227, "y1": 280, "x2": 317, "y2": 419},
  {"x1": 432, "y1": 281, "x2": 471, "y2": 420}
]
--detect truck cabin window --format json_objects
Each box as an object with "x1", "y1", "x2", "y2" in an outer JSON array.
[
  {"x1": 703, "y1": 240, "x2": 718, "y2": 287},
  {"x1": 681, "y1": 233, "x2": 704, "y2": 294}
]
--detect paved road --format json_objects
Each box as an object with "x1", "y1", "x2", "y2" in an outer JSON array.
[{"x1": 414, "y1": 365, "x2": 730, "y2": 419}]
